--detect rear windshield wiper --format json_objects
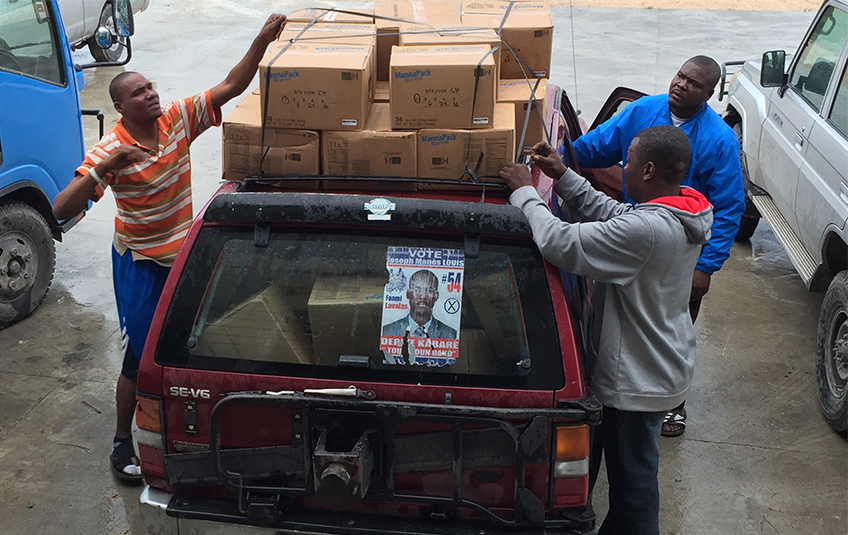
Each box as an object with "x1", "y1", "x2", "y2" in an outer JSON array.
[
  {"x1": 222, "y1": 385, "x2": 376, "y2": 400},
  {"x1": 304, "y1": 386, "x2": 376, "y2": 400}
]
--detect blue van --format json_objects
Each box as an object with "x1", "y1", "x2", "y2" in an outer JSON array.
[{"x1": 0, "y1": 0, "x2": 133, "y2": 327}]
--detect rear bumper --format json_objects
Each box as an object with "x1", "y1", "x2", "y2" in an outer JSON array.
[
  {"x1": 139, "y1": 485, "x2": 594, "y2": 535},
  {"x1": 139, "y1": 486, "x2": 177, "y2": 535}
]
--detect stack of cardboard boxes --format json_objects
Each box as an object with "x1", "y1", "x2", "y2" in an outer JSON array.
[{"x1": 222, "y1": 0, "x2": 553, "y2": 184}]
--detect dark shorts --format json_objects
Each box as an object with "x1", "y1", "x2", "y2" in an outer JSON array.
[{"x1": 112, "y1": 247, "x2": 170, "y2": 380}]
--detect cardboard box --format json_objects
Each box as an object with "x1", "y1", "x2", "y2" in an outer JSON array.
[
  {"x1": 194, "y1": 286, "x2": 314, "y2": 364},
  {"x1": 390, "y1": 45, "x2": 496, "y2": 130},
  {"x1": 278, "y1": 22, "x2": 376, "y2": 46},
  {"x1": 374, "y1": 80, "x2": 390, "y2": 102},
  {"x1": 222, "y1": 91, "x2": 320, "y2": 180},
  {"x1": 287, "y1": 7, "x2": 375, "y2": 24},
  {"x1": 323, "y1": 103, "x2": 417, "y2": 178},
  {"x1": 463, "y1": 268, "x2": 529, "y2": 365},
  {"x1": 397, "y1": 24, "x2": 500, "y2": 48},
  {"x1": 375, "y1": 0, "x2": 460, "y2": 24},
  {"x1": 461, "y1": 1, "x2": 553, "y2": 79},
  {"x1": 417, "y1": 102, "x2": 515, "y2": 180},
  {"x1": 259, "y1": 42, "x2": 373, "y2": 131},
  {"x1": 278, "y1": 22, "x2": 377, "y2": 78},
  {"x1": 375, "y1": 0, "x2": 461, "y2": 81},
  {"x1": 497, "y1": 78, "x2": 548, "y2": 155},
  {"x1": 397, "y1": 24, "x2": 501, "y2": 76},
  {"x1": 308, "y1": 276, "x2": 386, "y2": 365},
  {"x1": 453, "y1": 329, "x2": 497, "y2": 374}
]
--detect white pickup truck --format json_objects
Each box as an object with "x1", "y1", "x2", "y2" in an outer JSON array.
[
  {"x1": 721, "y1": 0, "x2": 848, "y2": 433},
  {"x1": 57, "y1": 0, "x2": 148, "y2": 61}
]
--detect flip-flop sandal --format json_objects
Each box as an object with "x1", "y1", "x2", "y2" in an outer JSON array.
[
  {"x1": 661, "y1": 408, "x2": 686, "y2": 437},
  {"x1": 110, "y1": 439, "x2": 143, "y2": 483}
]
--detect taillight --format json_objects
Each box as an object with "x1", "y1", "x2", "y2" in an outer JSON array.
[
  {"x1": 552, "y1": 424, "x2": 589, "y2": 507},
  {"x1": 136, "y1": 394, "x2": 161, "y2": 433},
  {"x1": 136, "y1": 394, "x2": 169, "y2": 485}
]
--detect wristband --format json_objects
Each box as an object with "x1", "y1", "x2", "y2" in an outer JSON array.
[{"x1": 87, "y1": 167, "x2": 102, "y2": 186}]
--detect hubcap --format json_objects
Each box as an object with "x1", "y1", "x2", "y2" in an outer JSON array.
[
  {"x1": 0, "y1": 232, "x2": 37, "y2": 301},
  {"x1": 828, "y1": 309, "x2": 848, "y2": 392},
  {"x1": 100, "y1": 5, "x2": 126, "y2": 55}
]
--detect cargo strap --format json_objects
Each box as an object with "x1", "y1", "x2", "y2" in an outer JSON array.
[
  {"x1": 461, "y1": 44, "x2": 501, "y2": 184},
  {"x1": 258, "y1": 17, "x2": 326, "y2": 176},
  {"x1": 296, "y1": 7, "x2": 441, "y2": 28},
  {"x1": 493, "y1": 2, "x2": 552, "y2": 160}
]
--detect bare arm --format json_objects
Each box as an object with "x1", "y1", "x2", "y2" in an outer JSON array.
[
  {"x1": 209, "y1": 14, "x2": 287, "y2": 110},
  {"x1": 53, "y1": 145, "x2": 147, "y2": 220}
]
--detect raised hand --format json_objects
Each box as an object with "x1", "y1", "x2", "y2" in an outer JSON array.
[{"x1": 258, "y1": 14, "x2": 287, "y2": 45}]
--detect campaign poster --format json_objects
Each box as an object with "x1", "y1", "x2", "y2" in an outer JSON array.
[{"x1": 380, "y1": 247, "x2": 464, "y2": 367}]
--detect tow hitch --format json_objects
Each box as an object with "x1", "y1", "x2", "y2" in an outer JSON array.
[
  {"x1": 313, "y1": 427, "x2": 377, "y2": 500},
  {"x1": 245, "y1": 493, "x2": 281, "y2": 526}
]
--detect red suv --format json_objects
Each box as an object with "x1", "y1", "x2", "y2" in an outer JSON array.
[{"x1": 136, "y1": 83, "x2": 601, "y2": 535}]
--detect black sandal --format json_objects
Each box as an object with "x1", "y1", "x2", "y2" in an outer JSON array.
[
  {"x1": 110, "y1": 438, "x2": 143, "y2": 483},
  {"x1": 661, "y1": 407, "x2": 687, "y2": 437}
]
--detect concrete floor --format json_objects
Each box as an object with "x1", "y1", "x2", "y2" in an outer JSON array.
[{"x1": 0, "y1": 2, "x2": 845, "y2": 534}]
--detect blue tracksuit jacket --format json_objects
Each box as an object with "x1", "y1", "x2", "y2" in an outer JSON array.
[{"x1": 572, "y1": 94, "x2": 745, "y2": 274}]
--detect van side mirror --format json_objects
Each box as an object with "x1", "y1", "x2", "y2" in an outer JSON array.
[
  {"x1": 93, "y1": 0, "x2": 133, "y2": 48},
  {"x1": 760, "y1": 50, "x2": 786, "y2": 88},
  {"x1": 78, "y1": 0, "x2": 133, "y2": 69},
  {"x1": 113, "y1": 0, "x2": 134, "y2": 37}
]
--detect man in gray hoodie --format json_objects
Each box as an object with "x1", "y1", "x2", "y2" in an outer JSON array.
[{"x1": 500, "y1": 125, "x2": 712, "y2": 535}]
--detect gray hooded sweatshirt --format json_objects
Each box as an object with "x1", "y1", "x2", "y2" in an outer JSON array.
[{"x1": 510, "y1": 168, "x2": 713, "y2": 412}]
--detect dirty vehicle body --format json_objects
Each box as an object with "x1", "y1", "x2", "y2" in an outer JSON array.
[
  {"x1": 720, "y1": 0, "x2": 848, "y2": 432},
  {"x1": 0, "y1": 0, "x2": 134, "y2": 327},
  {"x1": 136, "y1": 83, "x2": 603, "y2": 535}
]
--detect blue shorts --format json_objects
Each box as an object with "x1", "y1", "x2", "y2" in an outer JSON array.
[{"x1": 112, "y1": 247, "x2": 170, "y2": 380}]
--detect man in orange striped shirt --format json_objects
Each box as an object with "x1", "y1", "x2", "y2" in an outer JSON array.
[{"x1": 53, "y1": 13, "x2": 287, "y2": 482}]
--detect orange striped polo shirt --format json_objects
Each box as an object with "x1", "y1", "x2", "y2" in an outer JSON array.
[{"x1": 77, "y1": 91, "x2": 221, "y2": 266}]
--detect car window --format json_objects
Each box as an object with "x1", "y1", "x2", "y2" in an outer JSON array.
[
  {"x1": 156, "y1": 228, "x2": 566, "y2": 391},
  {"x1": 829, "y1": 63, "x2": 848, "y2": 137},
  {"x1": 788, "y1": 5, "x2": 848, "y2": 112},
  {"x1": 608, "y1": 100, "x2": 631, "y2": 120},
  {"x1": 0, "y1": 0, "x2": 64, "y2": 84}
]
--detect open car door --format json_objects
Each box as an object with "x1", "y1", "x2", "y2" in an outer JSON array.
[{"x1": 579, "y1": 87, "x2": 647, "y2": 201}]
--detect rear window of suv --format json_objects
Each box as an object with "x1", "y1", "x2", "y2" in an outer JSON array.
[{"x1": 155, "y1": 227, "x2": 565, "y2": 390}]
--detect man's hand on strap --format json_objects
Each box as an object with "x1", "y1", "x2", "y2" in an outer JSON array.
[
  {"x1": 257, "y1": 13, "x2": 287, "y2": 47},
  {"x1": 530, "y1": 141, "x2": 567, "y2": 179},
  {"x1": 499, "y1": 163, "x2": 533, "y2": 192}
]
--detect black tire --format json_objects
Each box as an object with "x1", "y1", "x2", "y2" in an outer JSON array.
[
  {"x1": 815, "y1": 270, "x2": 848, "y2": 433},
  {"x1": 729, "y1": 121, "x2": 760, "y2": 241},
  {"x1": 0, "y1": 203, "x2": 55, "y2": 329},
  {"x1": 88, "y1": 1, "x2": 127, "y2": 63},
  {"x1": 736, "y1": 214, "x2": 760, "y2": 241}
]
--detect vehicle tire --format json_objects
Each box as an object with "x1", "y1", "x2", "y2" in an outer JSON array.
[
  {"x1": 88, "y1": 1, "x2": 126, "y2": 63},
  {"x1": 815, "y1": 270, "x2": 848, "y2": 433},
  {"x1": 736, "y1": 214, "x2": 760, "y2": 241},
  {"x1": 0, "y1": 203, "x2": 55, "y2": 329},
  {"x1": 730, "y1": 121, "x2": 760, "y2": 241}
]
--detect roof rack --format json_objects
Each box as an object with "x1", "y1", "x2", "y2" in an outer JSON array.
[{"x1": 235, "y1": 175, "x2": 510, "y2": 193}]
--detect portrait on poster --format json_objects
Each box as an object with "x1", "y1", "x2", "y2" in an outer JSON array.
[{"x1": 379, "y1": 247, "x2": 464, "y2": 367}]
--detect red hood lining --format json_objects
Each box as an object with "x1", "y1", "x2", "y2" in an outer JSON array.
[{"x1": 646, "y1": 187, "x2": 711, "y2": 214}]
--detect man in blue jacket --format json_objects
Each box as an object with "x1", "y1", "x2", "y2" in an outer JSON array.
[{"x1": 572, "y1": 56, "x2": 745, "y2": 436}]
